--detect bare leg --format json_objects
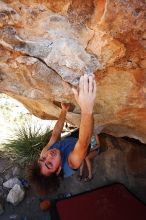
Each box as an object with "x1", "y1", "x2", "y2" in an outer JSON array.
[
  {"x1": 85, "y1": 157, "x2": 92, "y2": 179},
  {"x1": 84, "y1": 150, "x2": 98, "y2": 181},
  {"x1": 79, "y1": 160, "x2": 84, "y2": 176},
  {"x1": 77, "y1": 160, "x2": 84, "y2": 181},
  {"x1": 87, "y1": 150, "x2": 98, "y2": 160}
]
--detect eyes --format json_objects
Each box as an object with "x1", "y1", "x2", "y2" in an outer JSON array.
[{"x1": 38, "y1": 157, "x2": 53, "y2": 170}]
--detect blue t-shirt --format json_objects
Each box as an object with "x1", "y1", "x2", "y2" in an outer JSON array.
[{"x1": 49, "y1": 137, "x2": 78, "y2": 177}]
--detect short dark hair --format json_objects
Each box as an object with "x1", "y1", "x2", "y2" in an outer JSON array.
[{"x1": 28, "y1": 160, "x2": 60, "y2": 195}]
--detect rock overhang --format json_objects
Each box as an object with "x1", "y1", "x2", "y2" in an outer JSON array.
[{"x1": 0, "y1": 0, "x2": 145, "y2": 143}]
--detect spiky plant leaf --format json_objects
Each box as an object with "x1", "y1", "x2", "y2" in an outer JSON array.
[{"x1": 3, "y1": 122, "x2": 52, "y2": 164}]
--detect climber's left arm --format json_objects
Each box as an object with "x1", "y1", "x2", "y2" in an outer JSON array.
[{"x1": 68, "y1": 74, "x2": 96, "y2": 169}]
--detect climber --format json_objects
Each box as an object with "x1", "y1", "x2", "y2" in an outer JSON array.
[{"x1": 28, "y1": 74, "x2": 96, "y2": 195}]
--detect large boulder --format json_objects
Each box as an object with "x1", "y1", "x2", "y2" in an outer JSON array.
[{"x1": 0, "y1": 0, "x2": 146, "y2": 142}]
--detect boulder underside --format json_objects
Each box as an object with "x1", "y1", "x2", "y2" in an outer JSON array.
[{"x1": 0, "y1": 0, "x2": 146, "y2": 143}]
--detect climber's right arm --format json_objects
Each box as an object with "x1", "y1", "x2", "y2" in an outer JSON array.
[{"x1": 40, "y1": 103, "x2": 70, "y2": 157}]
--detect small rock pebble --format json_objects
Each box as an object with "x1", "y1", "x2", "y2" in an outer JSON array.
[
  {"x1": 9, "y1": 214, "x2": 18, "y2": 219},
  {"x1": 6, "y1": 184, "x2": 25, "y2": 206},
  {"x1": 3, "y1": 177, "x2": 21, "y2": 189}
]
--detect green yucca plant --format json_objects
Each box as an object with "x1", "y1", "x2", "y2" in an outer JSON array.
[{"x1": 3, "y1": 122, "x2": 52, "y2": 164}]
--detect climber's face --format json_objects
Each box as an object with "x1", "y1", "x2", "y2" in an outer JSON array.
[{"x1": 38, "y1": 148, "x2": 62, "y2": 176}]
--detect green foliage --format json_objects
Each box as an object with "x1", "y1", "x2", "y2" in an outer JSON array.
[{"x1": 3, "y1": 123, "x2": 52, "y2": 164}]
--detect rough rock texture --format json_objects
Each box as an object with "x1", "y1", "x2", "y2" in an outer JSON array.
[
  {"x1": 0, "y1": 0, "x2": 146, "y2": 142},
  {"x1": 56, "y1": 134, "x2": 146, "y2": 203}
]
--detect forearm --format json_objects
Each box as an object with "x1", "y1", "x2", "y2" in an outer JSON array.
[
  {"x1": 52, "y1": 109, "x2": 67, "y2": 139},
  {"x1": 40, "y1": 109, "x2": 67, "y2": 156},
  {"x1": 78, "y1": 112, "x2": 93, "y2": 159}
]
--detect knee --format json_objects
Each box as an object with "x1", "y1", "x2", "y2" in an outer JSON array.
[{"x1": 85, "y1": 156, "x2": 89, "y2": 162}]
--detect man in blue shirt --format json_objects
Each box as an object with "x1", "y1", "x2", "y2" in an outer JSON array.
[{"x1": 28, "y1": 74, "x2": 96, "y2": 194}]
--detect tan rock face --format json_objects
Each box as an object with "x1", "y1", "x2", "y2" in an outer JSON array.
[{"x1": 0, "y1": 0, "x2": 146, "y2": 142}]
